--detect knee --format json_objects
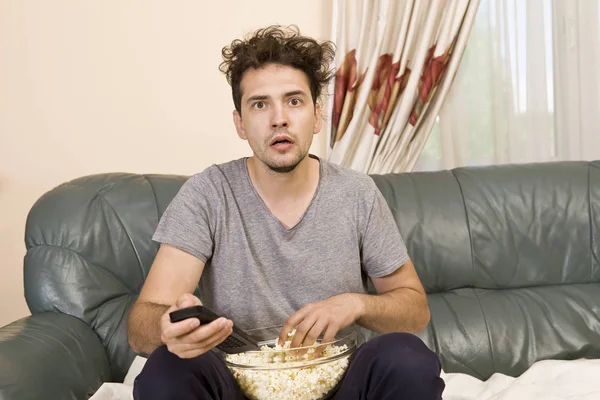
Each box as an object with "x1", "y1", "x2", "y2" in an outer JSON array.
[
  {"x1": 362, "y1": 332, "x2": 441, "y2": 379},
  {"x1": 133, "y1": 346, "x2": 193, "y2": 398}
]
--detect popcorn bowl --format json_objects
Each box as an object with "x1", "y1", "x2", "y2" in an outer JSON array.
[{"x1": 219, "y1": 325, "x2": 360, "y2": 400}]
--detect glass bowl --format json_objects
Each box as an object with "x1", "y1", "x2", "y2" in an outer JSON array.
[{"x1": 218, "y1": 325, "x2": 359, "y2": 400}]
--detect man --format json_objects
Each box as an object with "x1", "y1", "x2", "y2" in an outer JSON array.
[{"x1": 128, "y1": 25, "x2": 445, "y2": 399}]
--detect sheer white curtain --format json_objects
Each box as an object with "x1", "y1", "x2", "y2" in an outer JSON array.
[{"x1": 415, "y1": 0, "x2": 600, "y2": 171}]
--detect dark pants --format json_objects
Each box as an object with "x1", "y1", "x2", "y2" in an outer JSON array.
[{"x1": 133, "y1": 332, "x2": 445, "y2": 400}]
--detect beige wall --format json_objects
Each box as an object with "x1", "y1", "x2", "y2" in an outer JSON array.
[{"x1": 0, "y1": 1, "x2": 333, "y2": 327}]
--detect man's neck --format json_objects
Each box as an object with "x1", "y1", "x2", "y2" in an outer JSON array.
[{"x1": 246, "y1": 155, "x2": 320, "y2": 203}]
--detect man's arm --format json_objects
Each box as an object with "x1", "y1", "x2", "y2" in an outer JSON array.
[
  {"x1": 281, "y1": 260, "x2": 430, "y2": 348},
  {"x1": 127, "y1": 243, "x2": 205, "y2": 354},
  {"x1": 353, "y1": 259, "x2": 430, "y2": 333}
]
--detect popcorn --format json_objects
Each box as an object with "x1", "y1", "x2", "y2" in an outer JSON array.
[{"x1": 225, "y1": 330, "x2": 351, "y2": 400}]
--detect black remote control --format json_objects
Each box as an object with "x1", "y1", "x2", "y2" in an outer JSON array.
[{"x1": 169, "y1": 305, "x2": 259, "y2": 354}]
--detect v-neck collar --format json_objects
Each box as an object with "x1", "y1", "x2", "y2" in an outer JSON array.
[{"x1": 243, "y1": 154, "x2": 324, "y2": 232}]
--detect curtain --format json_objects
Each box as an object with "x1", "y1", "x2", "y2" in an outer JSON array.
[
  {"x1": 325, "y1": 0, "x2": 480, "y2": 174},
  {"x1": 414, "y1": 0, "x2": 600, "y2": 171}
]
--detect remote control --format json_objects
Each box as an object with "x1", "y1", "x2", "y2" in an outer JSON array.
[{"x1": 169, "y1": 305, "x2": 259, "y2": 354}]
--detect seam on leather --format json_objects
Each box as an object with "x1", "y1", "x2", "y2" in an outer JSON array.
[
  {"x1": 29, "y1": 244, "x2": 135, "y2": 294},
  {"x1": 26, "y1": 244, "x2": 133, "y2": 328},
  {"x1": 427, "y1": 301, "x2": 441, "y2": 356},
  {"x1": 143, "y1": 174, "x2": 161, "y2": 230},
  {"x1": 472, "y1": 288, "x2": 496, "y2": 373},
  {"x1": 142, "y1": 174, "x2": 160, "y2": 283},
  {"x1": 101, "y1": 294, "x2": 135, "y2": 362},
  {"x1": 95, "y1": 189, "x2": 145, "y2": 282},
  {"x1": 451, "y1": 169, "x2": 476, "y2": 286},
  {"x1": 588, "y1": 163, "x2": 595, "y2": 280},
  {"x1": 452, "y1": 170, "x2": 496, "y2": 373}
]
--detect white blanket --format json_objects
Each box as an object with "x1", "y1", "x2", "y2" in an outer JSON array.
[{"x1": 90, "y1": 357, "x2": 600, "y2": 400}]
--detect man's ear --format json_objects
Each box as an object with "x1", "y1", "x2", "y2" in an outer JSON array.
[
  {"x1": 233, "y1": 110, "x2": 246, "y2": 140},
  {"x1": 313, "y1": 103, "x2": 322, "y2": 135}
]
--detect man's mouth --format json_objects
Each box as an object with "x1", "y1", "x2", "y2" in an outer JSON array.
[{"x1": 270, "y1": 135, "x2": 295, "y2": 150}]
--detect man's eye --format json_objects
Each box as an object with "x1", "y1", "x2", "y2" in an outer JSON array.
[
  {"x1": 254, "y1": 102, "x2": 265, "y2": 109},
  {"x1": 290, "y1": 98, "x2": 302, "y2": 106}
]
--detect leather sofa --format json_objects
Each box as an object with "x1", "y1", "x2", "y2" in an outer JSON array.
[{"x1": 1, "y1": 160, "x2": 599, "y2": 399}]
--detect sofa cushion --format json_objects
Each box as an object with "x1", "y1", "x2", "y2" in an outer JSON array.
[{"x1": 371, "y1": 160, "x2": 600, "y2": 379}]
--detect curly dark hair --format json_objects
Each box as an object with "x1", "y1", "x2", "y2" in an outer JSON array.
[{"x1": 219, "y1": 25, "x2": 336, "y2": 114}]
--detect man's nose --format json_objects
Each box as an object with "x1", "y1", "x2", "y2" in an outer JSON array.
[{"x1": 271, "y1": 106, "x2": 289, "y2": 129}]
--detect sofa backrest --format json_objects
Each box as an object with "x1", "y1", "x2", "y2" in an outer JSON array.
[
  {"x1": 23, "y1": 160, "x2": 600, "y2": 381},
  {"x1": 24, "y1": 173, "x2": 190, "y2": 381},
  {"x1": 371, "y1": 160, "x2": 600, "y2": 379}
]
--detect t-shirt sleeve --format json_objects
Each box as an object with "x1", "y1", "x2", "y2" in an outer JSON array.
[
  {"x1": 361, "y1": 184, "x2": 410, "y2": 278},
  {"x1": 152, "y1": 174, "x2": 216, "y2": 262}
]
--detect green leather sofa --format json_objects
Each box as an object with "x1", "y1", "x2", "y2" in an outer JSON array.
[{"x1": 1, "y1": 160, "x2": 599, "y2": 399}]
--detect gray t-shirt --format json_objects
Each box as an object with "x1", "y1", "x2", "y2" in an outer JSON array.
[{"x1": 152, "y1": 156, "x2": 409, "y2": 331}]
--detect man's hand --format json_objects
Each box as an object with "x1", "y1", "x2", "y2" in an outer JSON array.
[
  {"x1": 278, "y1": 293, "x2": 364, "y2": 350},
  {"x1": 160, "y1": 293, "x2": 233, "y2": 359}
]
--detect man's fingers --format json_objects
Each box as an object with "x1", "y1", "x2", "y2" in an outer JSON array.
[
  {"x1": 315, "y1": 325, "x2": 339, "y2": 358},
  {"x1": 303, "y1": 319, "x2": 327, "y2": 348},
  {"x1": 176, "y1": 348, "x2": 205, "y2": 359},
  {"x1": 161, "y1": 294, "x2": 204, "y2": 342},
  {"x1": 295, "y1": 319, "x2": 327, "y2": 358},
  {"x1": 169, "y1": 320, "x2": 233, "y2": 358},
  {"x1": 161, "y1": 317, "x2": 200, "y2": 342},
  {"x1": 186, "y1": 318, "x2": 232, "y2": 343},
  {"x1": 289, "y1": 316, "x2": 317, "y2": 350},
  {"x1": 321, "y1": 325, "x2": 339, "y2": 347},
  {"x1": 279, "y1": 308, "x2": 308, "y2": 345},
  {"x1": 197, "y1": 324, "x2": 234, "y2": 352},
  {"x1": 176, "y1": 325, "x2": 231, "y2": 359}
]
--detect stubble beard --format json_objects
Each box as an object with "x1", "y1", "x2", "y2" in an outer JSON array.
[
  {"x1": 256, "y1": 130, "x2": 311, "y2": 174},
  {"x1": 264, "y1": 149, "x2": 307, "y2": 173}
]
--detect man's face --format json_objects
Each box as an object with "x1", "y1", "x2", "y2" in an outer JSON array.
[{"x1": 233, "y1": 64, "x2": 322, "y2": 173}]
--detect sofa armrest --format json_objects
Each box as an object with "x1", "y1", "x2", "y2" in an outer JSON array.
[{"x1": 0, "y1": 312, "x2": 111, "y2": 400}]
